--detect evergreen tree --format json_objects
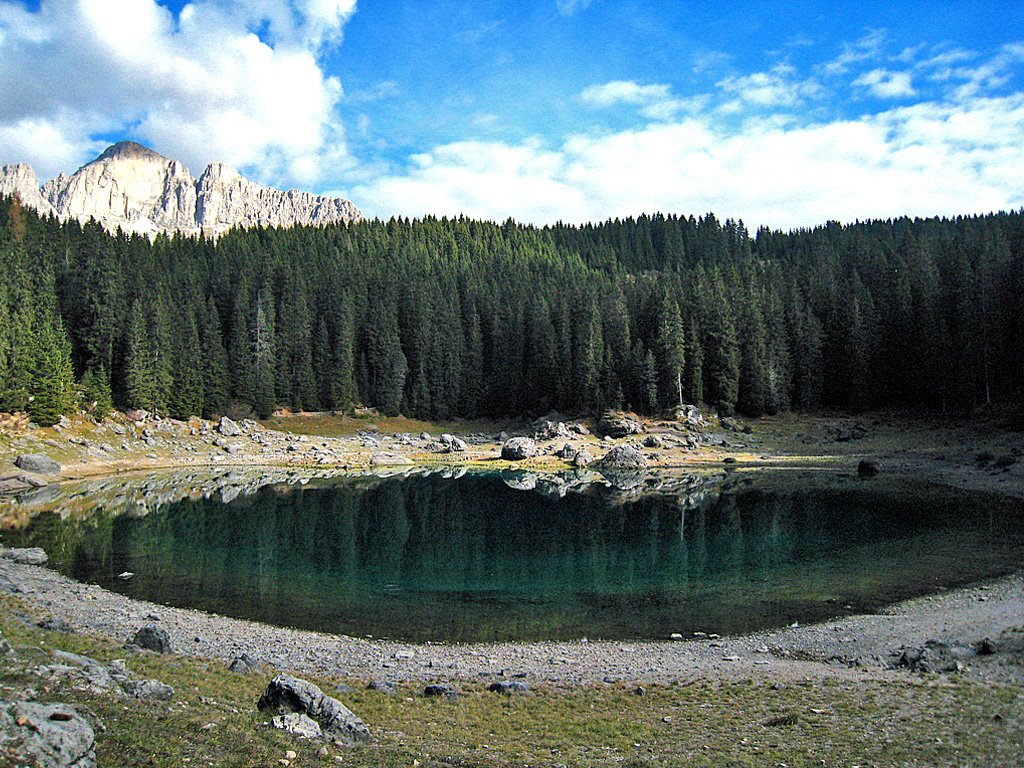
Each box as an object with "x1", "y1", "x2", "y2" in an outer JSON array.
[{"x1": 26, "y1": 314, "x2": 76, "y2": 427}]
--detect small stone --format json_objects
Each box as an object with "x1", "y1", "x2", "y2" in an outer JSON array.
[
  {"x1": 285, "y1": 750, "x2": 297, "y2": 760},
  {"x1": 424, "y1": 683, "x2": 459, "y2": 699}
]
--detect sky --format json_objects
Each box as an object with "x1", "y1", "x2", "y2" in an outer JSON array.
[{"x1": 1, "y1": 0, "x2": 1023, "y2": 229}]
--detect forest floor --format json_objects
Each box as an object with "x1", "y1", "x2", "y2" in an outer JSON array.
[{"x1": 1, "y1": 406, "x2": 1023, "y2": 765}]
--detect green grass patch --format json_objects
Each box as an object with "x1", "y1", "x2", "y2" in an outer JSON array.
[
  {"x1": 1, "y1": 595, "x2": 1022, "y2": 767},
  {"x1": 260, "y1": 412, "x2": 515, "y2": 440}
]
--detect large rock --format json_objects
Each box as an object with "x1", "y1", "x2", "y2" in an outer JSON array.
[
  {"x1": 438, "y1": 434, "x2": 468, "y2": 453},
  {"x1": 501, "y1": 437, "x2": 538, "y2": 461},
  {"x1": 3, "y1": 141, "x2": 362, "y2": 239},
  {"x1": 14, "y1": 454, "x2": 61, "y2": 478},
  {"x1": 0, "y1": 547, "x2": 48, "y2": 565},
  {"x1": 257, "y1": 675, "x2": 370, "y2": 743},
  {"x1": 596, "y1": 411, "x2": 645, "y2": 438},
  {"x1": 0, "y1": 700, "x2": 96, "y2": 768},
  {"x1": 596, "y1": 444, "x2": 648, "y2": 469},
  {"x1": 217, "y1": 416, "x2": 243, "y2": 437},
  {"x1": 129, "y1": 624, "x2": 172, "y2": 654}
]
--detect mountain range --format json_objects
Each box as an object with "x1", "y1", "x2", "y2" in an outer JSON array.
[{"x1": 0, "y1": 142, "x2": 362, "y2": 238}]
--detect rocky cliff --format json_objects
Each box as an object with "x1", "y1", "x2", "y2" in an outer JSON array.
[{"x1": 1, "y1": 142, "x2": 362, "y2": 238}]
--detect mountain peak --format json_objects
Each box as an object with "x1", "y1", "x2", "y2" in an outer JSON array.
[
  {"x1": 1, "y1": 142, "x2": 362, "y2": 238},
  {"x1": 93, "y1": 141, "x2": 167, "y2": 164}
]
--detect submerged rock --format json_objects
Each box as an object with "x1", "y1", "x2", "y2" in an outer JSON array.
[{"x1": 258, "y1": 674, "x2": 370, "y2": 743}]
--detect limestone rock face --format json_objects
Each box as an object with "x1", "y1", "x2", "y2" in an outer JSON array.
[
  {"x1": 0, "y1": 141, "x2": 361, "y2": 239},
  {"x1": 196, "y1": 162, "x2": 362, "y2": 238},
  {"x1": 0, "y1": 163, "x2": 57, "y2": 217}
]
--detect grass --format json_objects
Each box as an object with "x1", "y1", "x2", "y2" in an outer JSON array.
[
  {"x1": 260, "y1": 412, "x2": 516, "y2": 440},
  {"x1": 2, "y1": 595, "x2": 1022, "y2": 767}
]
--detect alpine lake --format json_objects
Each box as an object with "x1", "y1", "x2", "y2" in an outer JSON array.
[{"x1": 3, "y1": 467, "x2": 1022, "y2": 643}]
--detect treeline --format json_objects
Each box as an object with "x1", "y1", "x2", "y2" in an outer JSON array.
[{"x1": 1, "y1": 194, "x2": 1022, "y2": 426}]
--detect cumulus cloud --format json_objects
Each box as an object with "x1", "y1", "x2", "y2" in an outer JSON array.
[
  {"x1": 353, "y1": 93, "x2": 1024, "y2": 229},
  {"x1": 0, "y1": 0, "x2": 353, "y2": 185},
  {"x1": 853, "y1": 68, "x2": 915, "y2": 98}
]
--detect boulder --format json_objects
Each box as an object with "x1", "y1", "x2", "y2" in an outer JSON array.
[
  {"x1": 596, "y1": 444, "x2": 648, "y2": 470},
  {"x1": 0, "y1": 547, "x2": 48, "y2": 566},
  {"x1": 439, "y1": 434, "x2": 468, "y2": 453},
  {"x1": 258, "y1": 674, "x2": 370, "y2": 743},
  {"x1": 0, "y1": 701, "x2": 96, "y2": 768},
  {"x1": 557, "y1": 443, "x2": 575, "y2": 460},
  {"x1": 365, "y1": 681, "x2": 397, "y2": 695},
  {"x1": 501, "y1": 437, "x2": 538, "y2": 461},
  {"x1": 533, "y1": 420, "x2": 569, "y2": 440},
  {"x1": 643, "y1": 434, "x2": 664, "y2": 448},
  {"x1": 596, "y1": 411, "x2": 645, "y2": 438},
  {"x1": 217, "y1": 416, "x2": 242, "y2": 437},
  {"x1": 129, "y1": 624, "x2": 172, "y2": 654},
  {"x1": 13, "y1": 453, "x2": 61, "y2": 478}
]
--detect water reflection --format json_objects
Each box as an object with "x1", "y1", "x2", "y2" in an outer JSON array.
[{"x1": 4, "y1": 470, "x2": 1022, "y2": 642}]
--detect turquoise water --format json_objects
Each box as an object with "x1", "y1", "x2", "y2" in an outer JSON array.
[{"x1": 6, "y1": 471, "x2": 1023, "y2": 642}]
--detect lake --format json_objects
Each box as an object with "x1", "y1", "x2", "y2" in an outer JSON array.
[{"x1": 3, "y1": 469, "x2": 1022, "y2": 642}]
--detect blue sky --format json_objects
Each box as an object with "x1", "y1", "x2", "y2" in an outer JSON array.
[{"x1": 1, "y1": 0, "x2": 1023, "y2": 228}]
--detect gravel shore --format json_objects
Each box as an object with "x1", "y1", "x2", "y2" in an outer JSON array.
[{"x1": 3, "y1": 556, "x2": 1021, "y2": 688}]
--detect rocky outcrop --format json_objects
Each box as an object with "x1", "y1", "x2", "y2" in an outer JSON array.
[
  {"x1": 1, "y1": 142, "x2": 361, "y2": 239},
  {"x1": 257, "y1": 675, "x2": 370, "y2": 744}
]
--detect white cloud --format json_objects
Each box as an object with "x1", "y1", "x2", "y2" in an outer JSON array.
[
  {"x1": 0, "y1": 0, "x2": 353, "y2": 185},
  {"x1": 853, "y1": 68, "x2": 915, "y2": 99},
  {"x1": 716, "y1": 65, "x2": 824, "y2": 107},
  {"x1": 580, "y1": 80, "x2": 705, "y2": 119},
  {"x1": 353, "y1": 94, "x2": 1024, "y2": 230}
]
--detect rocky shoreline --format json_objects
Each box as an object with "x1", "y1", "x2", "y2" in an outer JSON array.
[{"x1": 2, "y1": 553, "x2": 1021, "y2": 689}]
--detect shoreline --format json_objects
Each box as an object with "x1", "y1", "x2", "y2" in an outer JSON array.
[
  {"x1": 1, "y1": 555, "x2": 1021, "y2": 687},
  {"x1": 2, "y1": 408, "x2": 1022, "y2": 690}
]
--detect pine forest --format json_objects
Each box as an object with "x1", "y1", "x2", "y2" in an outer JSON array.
[{"x1": 1, "y1": 194, "x2": 1022, "y2": 426}]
